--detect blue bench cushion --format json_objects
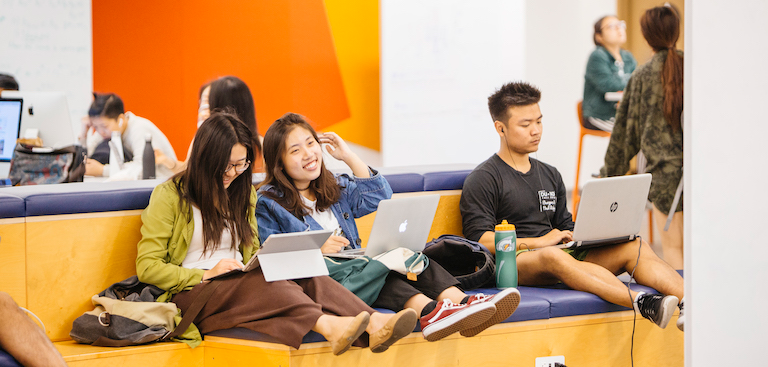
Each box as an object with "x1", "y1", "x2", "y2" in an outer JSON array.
[
  {"x1": 0, "y1": 194, "x2": 24, "y2": 219},
  {"x1": 2, "y1": 180, "x2": 161, "y2": 216},
  {"x1": 466, "y1": 288, "x2": 551, "y2": 323},
  {"x1": 383, "y1": 173, "x2": 424, "y2": 193},
  {"x1": 519, "y1": 283, "x2": 659, "y2": 318},
  {"x1": 206, "y1": 327, "x2": 328, "y2": 344},
  {"x1": 423, "y1": 170, "x2": 472, "y2": 191}
]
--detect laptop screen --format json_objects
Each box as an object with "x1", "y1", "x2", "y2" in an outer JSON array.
[{"x1": 0, "y1": 98, "x2": 23, "y2": 162}]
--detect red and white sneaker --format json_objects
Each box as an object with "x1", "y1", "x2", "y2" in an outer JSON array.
[
  {"x1": 460, "y1": 288, "x2": 521, "y2": 337},
  {"x1": 420, "y1": 299, "x2": 496, "y2": 342}
]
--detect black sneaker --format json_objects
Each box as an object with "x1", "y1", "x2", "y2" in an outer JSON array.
[{"x1": 636, "y1": 293, "x2": 679, "y2": 329}]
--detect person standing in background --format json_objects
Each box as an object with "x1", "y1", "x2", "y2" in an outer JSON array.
[
  {"x1": 582, "y1": 15, "x2": 636, "y2": 132},
  {"x1": 603, "y1": 5, "x2": 684, "y2": 272}
]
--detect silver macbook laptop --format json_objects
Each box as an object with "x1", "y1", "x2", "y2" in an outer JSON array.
[
  {"x1": 553, "y1": 173, "x2": 652, "y2": 250},
  {"x1": 208, "y1": 230, "x2": 332, "y2": 282},
  {"x1": 327, "y1": 195, "x2": 441, "y2": 259}
]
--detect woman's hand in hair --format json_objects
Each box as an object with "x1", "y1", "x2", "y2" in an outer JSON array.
[
  {"x1": 318, "y1": 132, "x2": 352, "y2": 162},
  {"x1": 318, "y1": 132, "x2": 370, "y2": 178},
  {"x1": 203, "y1": 258, "x2": 245, "y2": 280},
  {"x1": 320, "y1": 235, "x2": 350, "y2": 254}
]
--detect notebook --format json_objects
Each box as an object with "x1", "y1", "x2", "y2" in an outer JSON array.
[
  {"x1": 208, "y1": 230, "x2": 332, "y2": 282},
  {"x1": 552, "y1": 173, "x2": 652, "y2": 250},
  {"x1": 327, "y1": 195, "x2": 441, "y2": 259}
]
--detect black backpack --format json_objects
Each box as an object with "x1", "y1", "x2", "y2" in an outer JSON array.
[{"x1": 423, "y1": 235, "x2": 496, "y2": 290}]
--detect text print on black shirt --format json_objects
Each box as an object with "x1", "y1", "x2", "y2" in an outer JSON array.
[{"x1": 538, "y1": 190, "x2": 556, "y2": 212}]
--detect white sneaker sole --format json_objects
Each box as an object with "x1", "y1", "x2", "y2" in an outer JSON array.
[
  {"x1": 422, "y1": 303, "x2": 496, "y2": 342},
  {"x1": 655, "y1": 295, "x2": 679, "y2": 329},
  {"x1": 460, "y1": 288, "x2": 521, "y2": 337}
]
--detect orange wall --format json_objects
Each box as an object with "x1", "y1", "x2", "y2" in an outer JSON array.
[
  {"x1": 324, "y1": 0, "x2": 381, "y2": 152},
  {"x1": 93, "y1": 0, "x2": 380, "y2": 160}
]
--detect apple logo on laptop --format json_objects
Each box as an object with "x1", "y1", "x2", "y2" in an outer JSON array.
[{"x1": 399, "y1": 220, "x2": 408, "y2": 233}]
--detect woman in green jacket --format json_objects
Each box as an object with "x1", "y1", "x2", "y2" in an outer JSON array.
[
  {"x1": 582, "y1": 15, "x2": 636, "y2": 132},
  {"x1": 135, "y1": 111, "x2": 416, "y2": 354}
]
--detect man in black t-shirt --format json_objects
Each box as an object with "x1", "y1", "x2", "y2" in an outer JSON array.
[{"x1": 460, "y1": 82, "x2": 685, "y2": 331}]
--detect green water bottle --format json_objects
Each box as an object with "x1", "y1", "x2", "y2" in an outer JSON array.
[{"x1": 495, "y1": 220, "x2": 518, "y2": 288}]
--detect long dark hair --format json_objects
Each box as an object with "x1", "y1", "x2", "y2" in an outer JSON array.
[
  {"x1": 641, "y1": 6, "x2": 683, "y2": 131},
  {"x1": 208, "y1": 76, "x2": 263, "y2": 157},
  {"x1": 258, "y1": 113, "x2": 340, "y2": 218},
  {"x1": 174, "y1": 111, "x2": 255, "y2": 254}
]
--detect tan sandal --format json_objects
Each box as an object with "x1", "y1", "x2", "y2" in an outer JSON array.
[
  {"x1": 369, "y1": 309, "x2": 418, "y2": 353},
  {"x1": 330, "y1": 312, "x2": 370, "y2": 356}
]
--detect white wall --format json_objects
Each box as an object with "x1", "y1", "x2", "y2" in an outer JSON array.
[
  {"x1": 381, "y1": 0, "x2": 615, "y2": 194},
  {"x1": 686, "y1": 1, "x2": 768, "y2": 366},
  {"x1": 525, "y1": 0, "x2": 615, "y2": 192},
  {"x1": 380, "y1": 0, "x2": 526, "y2": 167},
  {"x1": 0, "y1": 0, "x2": 93, "y2": 139}
]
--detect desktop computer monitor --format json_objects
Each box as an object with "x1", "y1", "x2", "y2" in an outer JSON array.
[
  {"x1": 0, "y1": 91, "x2": 76, "y2": 149},
  {"x1": 0, "y1": 97, "x2": 24, "y2": 178}
]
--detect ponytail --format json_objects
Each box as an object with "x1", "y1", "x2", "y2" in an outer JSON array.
[
  {"x1": 641, "y1": 6, "x2": 683, "y2": 131},
  {"x1": 662, "y1": 47, "x2": 683, "y2": 131}
]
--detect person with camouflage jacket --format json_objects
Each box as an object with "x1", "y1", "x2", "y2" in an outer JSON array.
[{"x1": 603, "y1": 5, "x2": 684, "y2": 278}]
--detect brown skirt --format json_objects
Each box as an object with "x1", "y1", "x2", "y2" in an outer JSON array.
[{"x1": 172, "y1": 269, "x2": 375, "y2": 348}]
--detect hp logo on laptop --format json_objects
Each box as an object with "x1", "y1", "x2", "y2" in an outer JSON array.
[{"x1": 610, "y1": 202, "x2": 618, "y2": 212}]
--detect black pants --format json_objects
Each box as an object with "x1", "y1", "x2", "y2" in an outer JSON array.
[{"x1": 371, "y1": 261, "x2": 461, "y2": 311}]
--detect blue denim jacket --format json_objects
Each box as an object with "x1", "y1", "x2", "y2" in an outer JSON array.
[{"x1": 255, "y1": 169, "x2": 392, "y2": 249}]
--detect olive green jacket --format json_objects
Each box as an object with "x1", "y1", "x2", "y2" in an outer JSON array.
[
  {"x1": 604, "y1": 50, "x2": 684, "y2": 213},
  {"x1": 135, "y1": 179, "x2": 260, "y2": 347}
]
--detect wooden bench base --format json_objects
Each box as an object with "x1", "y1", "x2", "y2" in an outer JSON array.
[{"x1": 57, "y1": 311, "x2": 683, "y2": 367}]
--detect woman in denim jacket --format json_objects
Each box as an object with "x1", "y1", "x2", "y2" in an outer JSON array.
[{"x1": 256, "y1": 113, "x2": 520, "y2": 343}]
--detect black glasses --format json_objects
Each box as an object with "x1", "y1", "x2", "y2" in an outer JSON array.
[{"x1": 225, "y1": 160, "x2": 251, "y2": 173}]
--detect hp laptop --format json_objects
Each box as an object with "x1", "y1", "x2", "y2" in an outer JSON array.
[
  {"x1": 327, "y1": 195, "x2": 441, "y2": 259},
  {"x1": 553, "y1": 173, "x2": 652, "y2": 250}
]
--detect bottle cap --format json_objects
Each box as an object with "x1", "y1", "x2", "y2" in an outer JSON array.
[
  {"x1": 145, "y1": 133, "x2": 152, "y2": 142},
  {"x1": 495, "y1": 220, "x2": 515, "y2": 231}
]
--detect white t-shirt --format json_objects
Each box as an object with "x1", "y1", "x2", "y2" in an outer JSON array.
[
  {"x1": 301, "y1": 195, "x2": 341, "y2": 233},
  {"x1": 87, "y1": 112, "x2": 177, "y2": 180},
  {"x1": 181, "y1": 206, "x2": 243, "y2": 270}
]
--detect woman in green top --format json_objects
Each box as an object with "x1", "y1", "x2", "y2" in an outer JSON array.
[
  {"x1": 582, "y1": 15, "x2": 637, "y2": 132},
  {"x1": 135, "y1": 111, "x2": 416, "y2": 354},
  {"x1": 603, "y1": 6, "x2": 684, "y2": 272}
]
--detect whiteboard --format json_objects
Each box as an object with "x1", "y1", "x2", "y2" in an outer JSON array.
[
  {"x1": 0, "y1": 0, "x2": 92, "y2": 143},
  {"x1": 381, "y1": 0, "x2": 526, "y2": 166}
]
